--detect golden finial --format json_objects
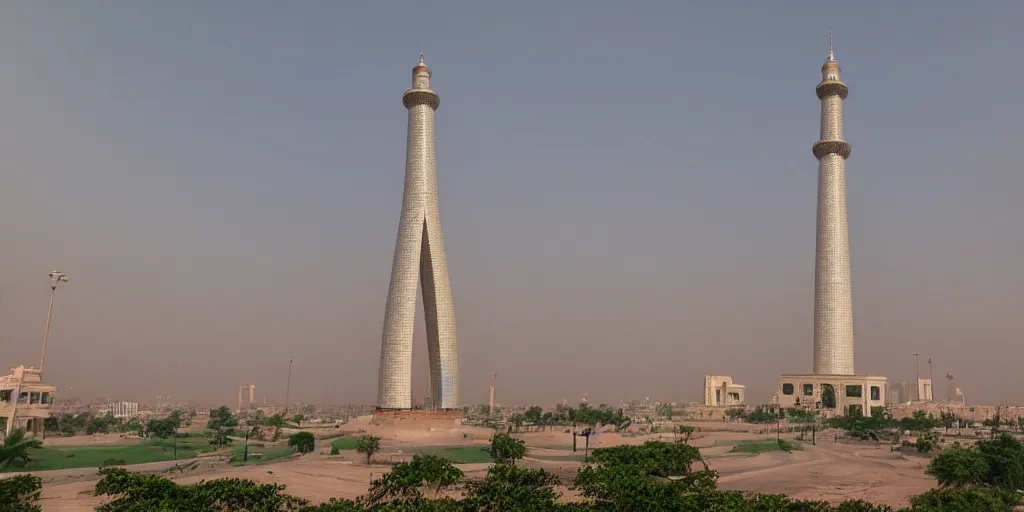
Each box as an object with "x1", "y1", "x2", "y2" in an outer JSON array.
[{"x1": 828, "y1": 31, "x2": 834, "y2": 61}]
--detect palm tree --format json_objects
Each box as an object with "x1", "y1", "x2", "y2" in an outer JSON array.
[{"x1": 0, "y1": 428, "x2": 43, "y2": 469}]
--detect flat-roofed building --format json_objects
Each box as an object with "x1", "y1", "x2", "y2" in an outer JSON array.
[
  {"x1": 703, "y1": 376, "x2": 746, "y2": 407},
  {"x1": 777, "y1": 374, "x2": 887, "y2": 416},
  {"x1": 1, "y1": 366, "x2": 57, "y2": 438}
]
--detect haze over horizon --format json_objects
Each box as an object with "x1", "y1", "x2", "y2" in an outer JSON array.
[{"x1": 1, "y1": 2, "x2": 1021, "y2": 408}]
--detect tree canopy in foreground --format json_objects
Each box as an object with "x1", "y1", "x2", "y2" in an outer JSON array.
[{"x1": 10, "y1": 435, "x2": 1022, "y2": 511}]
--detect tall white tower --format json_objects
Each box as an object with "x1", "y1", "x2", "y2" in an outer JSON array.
[
  {"x1": 812, "y1": 34, "x2": 855, "y2": 375},
  {"x1": 378, "y1": 54, "x2": 459, "y2": 410}
]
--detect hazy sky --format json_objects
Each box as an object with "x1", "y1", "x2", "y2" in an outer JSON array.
[{"x1": 1, "y1": 2, "x2": 1021, "y2": 408}]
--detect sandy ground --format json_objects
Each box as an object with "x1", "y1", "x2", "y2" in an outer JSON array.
[{"x1": 30, "y1": 423, "x2": 936, "y2": 511}]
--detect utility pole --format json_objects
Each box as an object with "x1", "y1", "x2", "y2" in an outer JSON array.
[
  {"x1": 928, "y1": 358, "x2": 934, "y2": 402},
  {"x1": 913, "y1": 353, "x2": 920, "y2": 401},
  {"x1": 284, "y1": 358, "x2": 293, "y2": 415},
  {"x1": 243, "y1": 426, "x2": 250, "y2": 464}
]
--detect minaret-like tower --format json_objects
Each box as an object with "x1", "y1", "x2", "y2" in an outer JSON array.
[
  {"x1": 812, "y1": 34, "x2": 855, "y2": 375},
  {"x1": 377, "y1": 53, "x2": 459, "y2": 410}
]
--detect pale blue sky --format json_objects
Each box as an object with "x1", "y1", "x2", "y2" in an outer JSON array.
[{"x1": 1, "y1": 2, "x2": 1021, "y2": 407}]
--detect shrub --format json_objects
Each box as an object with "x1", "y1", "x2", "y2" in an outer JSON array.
[
  {"x1": 489, "y1": 433, "x2": 526, "y2": 464},
  {"x1": 916, "y1": 432, "x2": 940, "y2": 453},
  {"x1": 288, "y1": 432, "x2": 315, "y2": 454},
  {"x1": 355, "y1": 435, "x2": 381, "y2": 464},
  {"x1": 0, "y1": 474, "x2": 42, "y2": 512}
]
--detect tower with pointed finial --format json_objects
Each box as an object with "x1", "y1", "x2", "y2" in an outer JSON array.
[
  {"x1": 812, "y1": 34, "x2": 854, "y2": 375},
  {"x1": 377, "y1": 53, "x2": 459, "y2": 410}
]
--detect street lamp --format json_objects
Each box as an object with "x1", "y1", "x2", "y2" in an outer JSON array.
[
  {"x1": 913, "y1": 353, "x2": 920, "y2": 401},
  {"x1": 39, "y1": 270, "x2": 70, "y2": 375},
  {"x1": 284, "y1": 358, "x2": 293, "y2": 415}
]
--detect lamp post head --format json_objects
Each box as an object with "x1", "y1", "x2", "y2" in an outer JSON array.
[{"x1": 49, "y1": 271, "x2": 69, "y2": 289}]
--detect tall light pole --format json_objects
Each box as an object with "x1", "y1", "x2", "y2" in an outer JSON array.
[
  {"x1": 39, "y1": 270, "x2": 70, "y2": 376},
  {"x1": 928, "y1": 357, "x2": 934, "y2": 402},
  {"x1": 284, "y1": 358, "x2": 293, "y2": 415},
  {"x1": 913, "y1": 353, "x2": 920, "y2": 401}
]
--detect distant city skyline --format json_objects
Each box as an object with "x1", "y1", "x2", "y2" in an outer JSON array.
[{"x1": 1, "y1": 3, "x2": 1021, "y2": 406}]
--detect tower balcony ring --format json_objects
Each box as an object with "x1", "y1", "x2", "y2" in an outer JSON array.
[
  {"x1": 403, "y1": 89, "x2": 440, "y2": 110},
  {"x1": 816, "y1": 81, "x2": 849, "y2": 100},
  {"x1": 813, "y1": 140, "x2": 852, "y2": 159}
]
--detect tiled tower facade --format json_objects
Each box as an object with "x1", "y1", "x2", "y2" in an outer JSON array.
[
  {"x1": 812, "y1": 36, "x2": 855, "y2": 375},
  {"x1": 378, "y1": 54, "x2": 459, "y2": 410}
]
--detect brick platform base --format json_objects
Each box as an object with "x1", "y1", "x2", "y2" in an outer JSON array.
[{"x1": 370, "y1": 409, "x2": 464, "y2": 428}]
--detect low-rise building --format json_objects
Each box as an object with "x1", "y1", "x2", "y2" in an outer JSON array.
[
  {"x1": 777, "y1": 374, "x2": 887, "y2": 416},
  {"x1": 1, "y1": 366, "x2": 57, "y2": 438},
  {"x1": 101, "y1": 401, "x2": 140, "y2": 419},
  {"x1": 703, "y1": 375, "x2": 746, "y2": 407}
]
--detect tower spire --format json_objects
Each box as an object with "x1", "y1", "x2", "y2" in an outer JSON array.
[
  {"x1": 828, "y1": 31, "x2": 834, "y2": 61},
  {"x1": 381, "y1": 56, "x2": 456, "y2": 411},
  {"x1": 419, "y1": 45, "x2": 424, "y2": 65},
  {"x1": 812, "y1": 34, "x2": 853, "y2": 376}
]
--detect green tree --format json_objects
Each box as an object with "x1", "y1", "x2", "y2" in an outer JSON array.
[
  {"x1": 265, "y1": 413, "x2": 286, "y2": 428},
  {"x1": 92, "y1": 467, "x2": 308, "y2": 511},
  {"x1": 724, "y1": 407, "x2": 746, "y2": 421},
  {"x1": 657, "y1": 403, "x2": 673, "y2": 420},
  {"x1": 573, "y1": 441, "x2": 716, "y2": 509},
  {"x1": 916, "y1": 432, "x2": 940, "y2": 453},
  {"x1": 787, "y1": 408, "x2": 817, "y2": 424},
  {"x1": 364, "y1": 454, "x2": 464, "y2": 503},
  {"x1": 540, "y1": 412, "x2": 553, "y2": 431},
  {"x1": 939, "y1": 411, "x2": 960, "y2": 432},
  {"x1": 209, "y1": 429, "x2": 233, "y2": 448},
  {"x1": 462, "y1": 462, "x2": 561, "y2": 511},
  {"x1": 974, "y1": 433, "x2": 1024, "y2": 490},
  {"x1": 416, "y1": 454, "x2": 464, "y2": 498},
  {"x1": 509, "y1": 414, "x2": 525, "y2": 433},
  {"x1": 144, "y1": 417, "x2": 177, "y2": 439},
  {"x1": 821, "y1": 384, "x2": 837, "y2": 409},
  {"x1": 926, "y1": 443, "x2": 990, "y2": 487},
  {"x1": 523, "y1": 406, "x2": 543, "y2": 429},
  {"x1": 356, "y1": 435, "x2": 381, "y2": 464},
  {"x1": 207, "y1": 406, "x2": 238, "y2": 431},
  {"x1": 908, "y1": 487, "x2": 1018, "y2": 512},
  {"x1": 0, "y1": 429, "x2": 43, "y2": 470},
  {"x1": 744, "y1": 405, "x2": 782, "y2": 424},
  {"x1": 288, "y1": 432, "x2": 316, "y2": 454},
  {"x1": 489, "y1": 433, "x2": 526, "y2": 464},
  {"x1": 677, "y1": 425, "x2": 695, "y2": 444},
  {"x1": 86, "y1": 414, "x2": 119, "y2": 435},
  {"x1": 0, "y1": 474, "x2": 42, "y2": 512},
  {"x1": 292, "y1": 414, "x2": 305, "y2": 425}
]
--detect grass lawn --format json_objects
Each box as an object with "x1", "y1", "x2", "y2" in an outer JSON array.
[
  {"x1": 528, "y1": 453, "x2": 587, "y2": 462},
  {"x1": 416, "y1": 446, "x2": 494, "y2": 464},
  {"x1": 330, "y1": 437, "x2": 362, "y2": 452},
  {"x1": 726, "y1": 439, "x2": 801, "y2": 455},
  {"x1": 525, "y1": 444, "x2": 575, "y2": 451},
  {"x1": 229, "y1": 444, "x2": 295, "y2": 466},
  {"x1": 7, "y1": 435, "x2": 219, "y2": 472}
]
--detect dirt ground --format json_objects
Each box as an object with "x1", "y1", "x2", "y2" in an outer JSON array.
[{"x1": 32, "y1": 420, "x2": 936, "y2": 511}]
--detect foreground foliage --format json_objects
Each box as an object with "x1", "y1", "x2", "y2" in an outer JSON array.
[
  {"x1": 0, "y1": 429, "x2": 42, "y2": 470},
  {"x1": 4, "y1": 435, "x2": 1014, "y2": 511},
  {"x1": 288, "y1": 432, "x2": 316, "y2": 454},
  {"x1": 0, "y1": 474, "x2": 42, "y2": 512}
]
